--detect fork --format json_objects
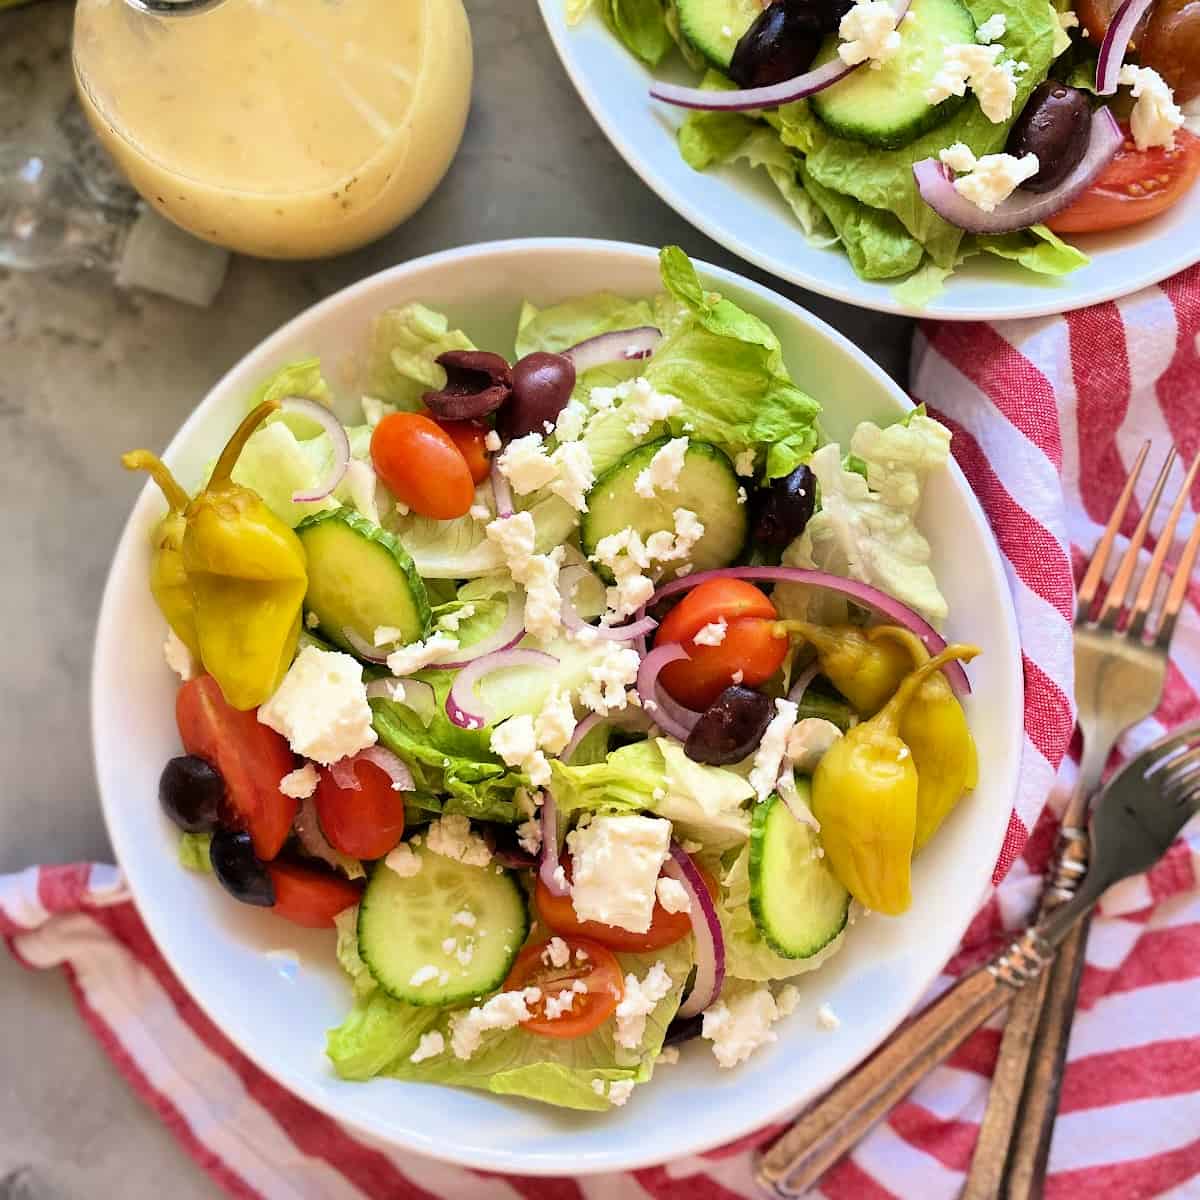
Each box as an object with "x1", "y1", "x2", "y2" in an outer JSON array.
[
  {"x1": 963, "y1": 443, "x2": 1200, "y2": 1200},
  {"x1": 755, "y1": 720, "x2": 1200, "y2": 1198}
]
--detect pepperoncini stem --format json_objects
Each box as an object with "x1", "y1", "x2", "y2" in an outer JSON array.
[
  {"x1": 122, "y1": 450, "x2": 191, "y2": 513},
  {"x1": 867, "y1": 625, "x2": 930, "y2": 667},
  {"x1": 774, "y1": 619, "x2": 828, "y2": 644},
  {"x1": 208, "y1": 399, "x2": 280, "y2": 490},
  {"x1": 874, "y1": 643, "x2": 979, "y2": 736}
]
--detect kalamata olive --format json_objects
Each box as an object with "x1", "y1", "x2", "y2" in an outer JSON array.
[
  {"x1": 753, "y1": 464, "x2": 816, "y2": 548},
  {"x1": 159, "y1": 754, "x2": 223, "y2": 833},
  {"x1": 423, "y1": 350, "x2": 512, "y2": 420},
  {"x1": 499, "y1": 351, "x2": 577, "y2": 441},
  {"x1": 663, "y1": 1013, "x2": 705, "y2": 1047},
  {"x1": 729, "y1": 0, "x2": 849, "y2": 89},
  {"x1": 209, "y1": 830, "x2": 275, "y2": 907},
  {"x1": 1005, "y1": 82, "x2": 1092, "y2": 194},
  {"x1": 684, "y1": 685, "x2": 775, "y2": 766}
]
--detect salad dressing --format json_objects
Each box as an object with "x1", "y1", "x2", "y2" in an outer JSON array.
[{"x1": 73, "y1": 0, "x2": 472, "y2": 258}]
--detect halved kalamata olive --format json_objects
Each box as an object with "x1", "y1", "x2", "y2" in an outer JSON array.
[
  {"x1": 423, "y1": 350, "x2": 513, "y2": 420},
  {"x1": 499, "y1": 352, "x2": 577, "y2": 441},
  {"x1": 729, "y1": 0, "x2": 848, "y2": 89},
  {"x1": 159, "y1": 755, "x2": 223, "y2": 833},
  {"x1": 685, "y1": 685, "x2": 775, "y2": 766},
  {"x1": 663, "y1": 1012, "x2": 705, "y2": 1046},
  {"x1": 210, "y1": 830, "x2": 275, "y2": 907},
  {"x1": 1005, "y1": 82, "x2": 1092, "y2": 194},
  {"x1": 753, "y1": 464, "x2": 816, "y2": 548}
]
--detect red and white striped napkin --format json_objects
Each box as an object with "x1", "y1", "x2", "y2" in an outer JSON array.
[{"x1": 5, "y1": 265, "x2": 1200, "y2": 1199}]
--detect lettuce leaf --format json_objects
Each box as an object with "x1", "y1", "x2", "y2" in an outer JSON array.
[
  {"x1": 366, "y1": 303, "x2": 474, "y2": 409},
  {"x1": 600, "y1": 0, "x2": 673, "y2": 66},
  {"x1": 515, "y1": 293, "x2": 655, "y2": 359},
  {"x1": 178, "y1": 833, "x2": 212, "y2": 873},
  {"x1": 974, "y1": 225, "x2": 1089, "y2": 276}
]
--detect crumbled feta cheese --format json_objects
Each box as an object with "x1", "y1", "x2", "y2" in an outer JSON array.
[
  {"x1": 469, "y1": 504, "x2": 491, "y2": 522},
  {"x1": 455, "y1": 940, "x2": 475, "y2": 967},
  {"x1": 578, "y1": 643, "x2": 642, "y2": 717},
  {"x1": 737, "y1": 486, "x2": 748, "y2": 506},
  {"x1": 534, "y1": 688, "x2": 577, "y2": 756},
  {"x1": 776, "y1": 985, "x2": 801, "y2": 1016},
  {"x1": 517, "y1": 818, "x2": 543, "y2": 856},
  {"x1": 279, "y1": 763, "x2": 319, "y2": 800},
  {"x1": 452, "y1": 908, "x2": 477, "y2": 928},
  {"x1": 817, "y1": 1002, "x2": 842, "y2": 1031},
  {"x1": 1120, "y1": 65, "x2": 1184, "y2": 150},
  {"x1": 425, "y1": 814, "x2": 492, "y2": 867},
  {"x1": 592, "y1": 376, "x2": 683, "y2": 438},
  {"x1": 656, "y1": 876, "x2": 691, "y2": 915},
  {"x1": 549, "y1": 441, "x2": 595, "y2": 512},
  {"x1": 591, "y1": 528, "x2": 656, "y2": 619},
  {"x1": 692, "y1": 618, "x2": 727, "y2": 647},
  {"x1": 552, "y1": 864, "x2": 568, "y2": 891},
  {"x1": 486, "y1": 510, "x2": 535, "y2": 565},
  {"x1": 437, "y1": 604, "x2": 476, "y2": 632},
  {"x1": 657, "y1": 1045, "x2": 681, "y2": 1066},
  {"x1": 499, "y1": 433, "x2": 558, "y2": 494},
  {"x1": 975, "y1": 12, "x2": 1006, "y2": 42},
  {"x1": 485, "y1": 513, "x2": 563, "y2": 641},
  {"x1": 568, "y1": 816, "x2": 673, "y2": 934},
  {"x1": 554, "y1": 398, "x2": 589, "y2": 443},
  {"x1": 838, "y1": 0, "x2": 902, "y2": 69},
  {"x1": 386, "y1": 631, "x2": 460, "y2": 676},
  {"x1": 409, "y1": 964, "x2": 439, "y2": 987},
  {"x1": 373, "y1": 625, "x2": 406, "y2": 647},
  {"x1": 163, "y1": 628, "x2": 198, "y2": 682},
  {"x1": 543, "y1": 937, "x2": 571, "y2": 969},
  {"x1": 939, "y1": 141, "x2": 979, "y2": 174},
  {"x1": 672, "y1": 508, "x2": 705, "y2": 560},
  {"x1": 543, "y1": 988, "x2": 579, "y2": 1020},
  {"x1": 607, "y1": 1079, "x2": 636, "y2": 1107},
  {"x1": 702, "y1": 986, "x2": 788, "y2": 1068},
  {"x1": 926, "y1": 43, "x2": 1018, "y2": 122},
  {"x1": 953, "y1": 151, "x2": 1040, "y2": 211},
  {"x1": 484, "y1": 430, "x2": 502, "y2": 452},
  {"x1": 634, "y1": 437, "x2": 689, "y2": 499},
  {"x1": 491, "y1": 714, "x2": 552, "y2": 788},
  {"x1": 615, "y1": 961, "x2": 674, "y2": 1049},
  {"x1": 734, "y1": 449, "x2": 756, "y2": 477},
  {"x1": 785, "y1": 718, "x2": 844, "y2": 774},
  {"x1": 750, "y1": 698, "x2": 799, "y2": 801},
  {"x1": 441, "y1": 936, "x2": 458, "y2": 955},
  {"x1": 258, "y1": 646, "x2": 377, "y2": 766},
  {"x1": 450, "y1": 987, "x2": 542, "y2": 1059},
  {"x1": 409, "y1": 1031, "x2": 444, "y2": 1063},
  {"x1": 385, "y1": 842, "x2": 422, "y2": 878}
]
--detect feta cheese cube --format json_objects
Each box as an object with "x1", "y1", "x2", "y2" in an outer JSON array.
[
  {"x1": 702, "y1": 986, "x2": 787, "y2": 1068},
  {"x1": 1120, "y1": 65, "x2": 1184, "y2": 150},
  {"x1": 567, "y1": 815, "x2": 673, "y2": 933}
]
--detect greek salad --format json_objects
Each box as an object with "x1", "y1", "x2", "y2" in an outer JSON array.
[
  {"x1": 578, "y1": 0, "x2": 1200, "y2": 302},
  {"x1": 128, "y1": 247, "x2": 980, "y2": 1111}
]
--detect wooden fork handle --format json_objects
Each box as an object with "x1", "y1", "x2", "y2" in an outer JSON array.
[{"x1": 756, "y1": 968, "x2": 1012, "y2": 1197}]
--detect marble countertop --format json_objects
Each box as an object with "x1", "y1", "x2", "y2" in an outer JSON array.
[{"x1": 0, "y1": 2, "x2": 912, "y2": 1195}]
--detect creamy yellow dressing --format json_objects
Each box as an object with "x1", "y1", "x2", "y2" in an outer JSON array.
[{"x1": 73, "y1": 0, "x2": 472, "y2": 258}]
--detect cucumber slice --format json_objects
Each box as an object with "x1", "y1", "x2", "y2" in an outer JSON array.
[
  {"x1": 674, "y1": 0, "x2": 762, "y2": 68},
  {"x1": 580, "y1": 439, "x2": 747, "y2": 582},
  {"x1": 296, "y1": 507, "x2": 431, "y2": 655},
  {"x1": 357, "y1": 842, "x2": 528, "y2": 1006},
  {"x1": 810, "y1": 0, "x2": 976, "y2": 150},
  {"x1": 749, "y1": 789, "x2": 850, "y2": 959}
]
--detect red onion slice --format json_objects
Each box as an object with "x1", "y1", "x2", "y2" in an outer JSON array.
[
  {"x1": 281, "y1": 396, "x2": 351, "y2": 504},
  {"x1": 637, "y1": 643, "x2": 700, "y2": 742},
  {"x1": 359, "y1": 746, "x2": 414, "y2": 792},
  {"x1": 342, "y1": 626, "x2": 388, "y2": 664},
  {"x1": 330, "y1": 758, "x2": 361, "y2": 791},
  {"x1": 649, "y1": 567, "x2": 972, "y2": 696},
  {"x1": 437, "y1": 590, "x2": 525, "y2": 668},
  {"x1": 664, "y1": 844, "x2": 725, "y2": 1018},
  {"x1": 294, "y1": 795, "x2": 359, "y2": 875},
  {"x1": 648, "y1": 0, "x2": 910, "y2": 112},
  {"x1": 787, "y1": 661, "x2": 821, "y2": 706},
  {"x1": 778, "y1": 762, "x2": 821, "y2": 830},
  {"x1": 562, "y1": 326, "x2": 662, "y2": 373},
  {"x1": 366, "y1": 677, "x2": 437, "y2": 727},
  {"x1": 445, "y1": 647, "x2": 558, "y2": 730},
  {"x1": 1096, "y1": 0, "x2": 1155, "y2": 94},
  {"x1": 561, "y1": 708, "x2": 653, "y2": 762},
  {"x1": 538, "y1": 789, "x2": 571, "y2": 896},
  {"x1": 490, "y1": 463, "x2": 514, "y2": 519},
  {"x1": 912, "y1": 109, "x2": 1123, "y2": 236},
  {"x1": 560, "y1": 565, "x2": 659, "y2": 642}
]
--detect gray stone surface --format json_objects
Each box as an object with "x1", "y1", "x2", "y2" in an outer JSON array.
[{"x1": 0, "y1": 1, "x2": 912, "y2": 1194}]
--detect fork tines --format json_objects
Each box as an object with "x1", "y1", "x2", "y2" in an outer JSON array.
[{"x1": 1076, "y1": 442, "x2": 1200, "y2": 646}]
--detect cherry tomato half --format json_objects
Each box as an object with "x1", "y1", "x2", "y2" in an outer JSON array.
[
  {"x1": 654, "y1": 578, "x2": 789, "y2": 710},
  {"x1": 267, "y1": 861, "x2": 363, "y2": 928},
  {"x1": 176, "y1": 675, "x2": 296, "y2": 860},
  {"x1": 313, "y1": 758, "x2": 406, "y2": 860},
  {"x1": 502, "y1": 937, "x2": 624, "y2": 1039},
  {"x1": 370, "y1": 412, "x2": 475, "y2": 520},
  {"x1": 1077, "y1": 0, "x2": 1200, "y2": 102},
  {"x1": 535, "y1": 856, "x2": 715, "y2": 952},
  {"x1": 1047, "y1": 126, "x2": 1200, "y2": 235},
  {"x1": 428, "y1": 415, "x2": 492, "y2": 485}
]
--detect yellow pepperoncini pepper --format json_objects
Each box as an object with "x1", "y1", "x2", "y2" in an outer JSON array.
[
  {"x1": 869, "y1": 626, "x2": 979, "y2": 852},
  {"x1": 779, "y1": 621, "x2": 914, "y2": 717},
  {"x1": 811, "y1": 642, "x2": 980, "y2": 915},
  {"x1": 121, "y1": 450, "x2": 200, "y2": 658},
  {"x1": 124, "y1": 400, "x2": 307, "y2": 710}
]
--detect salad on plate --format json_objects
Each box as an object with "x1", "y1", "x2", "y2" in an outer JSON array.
[
  {"x1": 127, "y1": 247, "x2": 981, "y2": 1111},
  {"x1": 578, "y1": 0, "x2": 1199, "y2": 302}
]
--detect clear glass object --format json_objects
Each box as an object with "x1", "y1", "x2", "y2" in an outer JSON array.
[{"x1": 71, "y1": 0, "x2": 473, "y2": 260}]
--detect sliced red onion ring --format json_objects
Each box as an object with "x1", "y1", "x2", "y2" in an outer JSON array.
[
  {"x1": 538, "y1": 789, "x2": 570, "y2": 896},
  {"x1": 649, "y1": 567, "x2": 972, "y2": 696},
  {"x1": 437, "y1": 591, "x2": 525, "y2": 668},
  {"x1": 490, "y1": 462, "x2": 514, "y2": 518},
  {"x1": 637, "y1": 643, "x2": 700, "y2": 742},
  {"x1": 330, "y1": 758, "x2": 360, "y2": 791},
  {"x1": 360, "y1": 746, "x2": 414, "y2": 792},
  {"x1": 366, "y1": 677, "x2": 437, "y2": 726},
  {"x1": 281, "y1": 396, "x2": 351, "y2": 504},
  {"x1": 1096, "y1": 0, "x2": 1154, "y2": 94},
  {"x1": 342, "y1": 626, "x2": 388, "y2": 664},
  {"x1": 912, "y1": 109, "x2": 1122, "y2": 236},
  {"x1": 561, "y1": 708, "x2": 653, "y2": 762},
  {"x1": 560, "y1": 565, "x2": 659, "y2": 642},
  {"x1": 649, "y1": 0, "x2": 910, "y2": 112},
  {"x1": 787, "y1": 661, "x2": 821, "y2": 706},
  {"x1": 563, "y1": 326, "x2": 662, "y2": 374},
  {"x1": 664, "y1": 844, "x2": 725, "y2": 1018},
  {"x1": 294, "y1": 795, "x2": 359, "y2": 875},
  {"x1": 446, "y1": 647, "x2": 558, "y2": 730}
]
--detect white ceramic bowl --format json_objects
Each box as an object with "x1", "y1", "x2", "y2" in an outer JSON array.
[
  {"x1": 537, "y1": 3, "x2": 1200, "y2": 320},
  {"x1": 93, "y1": 239, "x2": 1023, "y2": 1174}
]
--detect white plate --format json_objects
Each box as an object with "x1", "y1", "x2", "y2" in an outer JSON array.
[
  {"x1": 92, "y1": 239, "x2": 1023, "y2": 1174},
  {"x1": 537, "y1": 3, "x2": 1200, "y2": 319}
]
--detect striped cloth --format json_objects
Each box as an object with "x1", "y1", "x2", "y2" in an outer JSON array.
[{"x1": 4, "y1": 266, "x2": 1200, "y2": 1198}]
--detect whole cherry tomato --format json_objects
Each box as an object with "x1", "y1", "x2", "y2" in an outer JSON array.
[
  {"x1": 433, "y1": 417, "x2": 492, "y2": 485},
  {"x1": 370, "y1": 412, "x2": 475, "y2": 520}
]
